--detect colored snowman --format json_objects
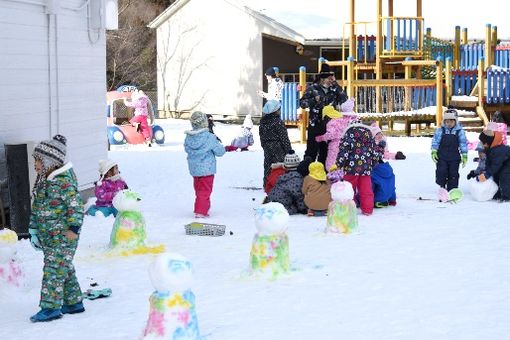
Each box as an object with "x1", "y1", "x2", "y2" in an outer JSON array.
[
  {"x1": 249, "y1": 202, "x2": 290, "y2": 279},
  {"x1": 469, "y1": 177, "x2": 499, "y2": 201},
  {"x1": 142, "y1": 253, "x2": 200, "y2": 340},
  {"x1": 326, "y1": 181, "x2": 358, "y2": 234},
  {"x1": 0, "y1": 228, "x2": 24, "y2": 287},
  {"x1": 110, "y1": 189, "x2": 147, "y2": 249}
]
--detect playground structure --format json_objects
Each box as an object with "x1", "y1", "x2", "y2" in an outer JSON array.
[{"x1": 279, "y1": 0, "x2": 510, "y2": 142}]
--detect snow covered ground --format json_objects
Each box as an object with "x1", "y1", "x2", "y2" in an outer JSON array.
[{"x1": 1, "y1": 119, "x2": 509, "y2": 340}]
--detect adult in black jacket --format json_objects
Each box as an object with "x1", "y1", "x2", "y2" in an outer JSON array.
[
  {"x1": 478, "y1": 129, "x2": 510, "y2": 201},
  {"x1": 299, "y1": 64, "x2": 347, "y2": 165},
  {"x1": 259, "y1": 100, "x2": 292, "y2": 186}
]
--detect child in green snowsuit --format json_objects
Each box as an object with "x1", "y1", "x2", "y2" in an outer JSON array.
[{"x1": 29, "y1": 134, "x2": 85, "y2": 322}]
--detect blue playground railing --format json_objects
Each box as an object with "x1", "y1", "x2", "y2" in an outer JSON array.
[
  {"x1": 452, "y1": 70, "x2": 478, "y2": 96},
  {"x1": 411, "y1": 86, "x2": 437, "y2": 110},
  {"x1": 281, "y1": 82, "x2": 299, "y2": 122},
  {"x1": 384, "y1": 18, "x2": 422, "y2": 53},
  {"x1": 486, "y1": 68, "x2": 510, "y2": 104},
  {"x1": 495, "y1": 47, "x2": 510, "y2": 69},
  {"x1": 460, "y1": 44, "x2": 485, "y2": 70},
  {"x1": 357, "y1": 35, "x2": 376, "y2": 62}
]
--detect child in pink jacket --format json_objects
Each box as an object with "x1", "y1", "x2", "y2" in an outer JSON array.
[
  {"x1": 124, "y1": 90, "x2": 151, "y2": 143},
  {"x1": 315, "y1": 98, "x2": 358, "y2": 172}
]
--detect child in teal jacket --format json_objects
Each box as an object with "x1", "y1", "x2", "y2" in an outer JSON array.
[{"x1": 29, "y1": 135, "x2": 85, "y2": 322}]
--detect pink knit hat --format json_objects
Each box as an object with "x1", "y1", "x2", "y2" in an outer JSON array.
[{"x1": 340, "y1": 98, "x2": 355, "y2": 113}]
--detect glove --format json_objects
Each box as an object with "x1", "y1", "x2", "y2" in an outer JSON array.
[
  {"x1": 378, "y1": 140, "x2": 387, "y2": 148},
  {"x1": 29, "y1": 228, "x2": 42, "y2": 251},
  {"x1": 431, "y1": 150, "x2": 438, "y2": 163},
  {"x1": 466, "y1": 170, "x2": 476, "y2": 180},
  {"x1": 315, "y1": 135, "x2": 324, "y2": 142},
  {"x1": 329, "y1": 164, "x2": 338, "y2": 172},
  {"x1": 461, "y1": 154, "x2": 468, "y2": 168}
]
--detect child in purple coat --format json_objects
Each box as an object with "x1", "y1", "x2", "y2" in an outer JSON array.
[{"x1": 86, "y1": 159, "x2": 128, "y2": 217}]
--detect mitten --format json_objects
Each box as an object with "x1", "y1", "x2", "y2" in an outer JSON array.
[
  {"x1": 29, "y1": 228, "x2": 42, "y2": 251},
  {"x1": 461, "y1": 154, "x2": 468, "y2": 168},
  {"x1": 378, "y1": 140, "x2": 387, "y2": 148},
  {"x1": 466, "y1": 170, "x2": 476, "y2": 180},
  {"x1": 395, "y1": 151, "x2": 406, "y2": 160},
  {"x1": 431, "y1": 150, "x2": 438, "y2": 163},
  {"x1": 315, "y1": 135, "x2": 324, "y2": 142}
]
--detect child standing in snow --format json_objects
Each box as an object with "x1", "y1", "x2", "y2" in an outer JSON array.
[
  {"x1": 28, "y1": 135, "x2": 85, "y2": 322},
  {"x1": 315, "y1": 99, "x2": 358, "y2": 171},
  {"x1": 302, "y1": 162, "x2": 332, "y2": 216},
  {"x1": 336, "y1": 121, "x2": 380, "y2": 216},
  {"x1": 259, "y1": 100, "x2": 291, "y2": 186},
  {"x1": 124, "y1": 90, "x2": 152, "y2": 144},
  {"x1": 86, "y1": 159, "x2": 128, "y2": 217},
  {"x1": 225, "y1": 115, "x2": 255, "y2": 152},
  {"x1": 184, "y1": 111, "x2": 226, "y2": 218},
  {"x1": 431, "y1": 109, "x2": 468, "y2": 191}
]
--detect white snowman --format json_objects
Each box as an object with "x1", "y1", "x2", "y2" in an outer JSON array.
[
  {"x1": 326, "y1": 181, "x2": 358, "y2": 234},
  {"x1": 0, "y1": 228, "x2": 24, "y2": 287},
  {"x1": 142, "y1": 253, "x2": 200, "y2": 340},
  {"x1": 249, "y1": 202, "x2": 290, "y2": 279},
  {"x1": 469, "y1": 177, "x2": 499, "y2": 201}
]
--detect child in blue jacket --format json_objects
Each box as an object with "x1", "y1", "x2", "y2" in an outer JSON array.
[
  {"x1": 431, "y1": 109, "x2": 468, "y2": 191},
  {"x1": 184, "y1": 111, "x2": 226, "y2": 218}
]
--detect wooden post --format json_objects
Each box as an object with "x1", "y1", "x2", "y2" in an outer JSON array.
[
  {"x1": 436, "y1": 58, "x2": 443, "y2": 126},
  {"x1": 417, "y1": 0, "x2": 422, "y2": 51},
  {"x1": 350, "y1": 0, "x2": 356, "y2": 61},
  {"x1": 445, "y1": 57, "x2": 452, "y2": 107},
  {"x1": 347, "y1": 57, "x2": 355, "y2": 98},
  {"x1": 492, "y1": 26, "x2": 498, "y2": 47},
  {"x1": 462, "y1": 27, "x2": 468, "y2": 44},
  {"x1": 404, "y1": 57, "x2": 412, "y2": 111},
  {"x1": 318, "y1": 57, "x2": 326, "y2": 73},
  {"x1": 376, "y1": 0, "x2": 383, "y2": 113},
  {"x1": 299, "y1": 66, "x2": 307, "y2": 144},
  {"x1": 485, "y1": 24, "x2": 492, "y2": 68},
  {"x1": 478, "y1": 58, "x2": 485, "y2": 107},
  {"x1": 454, "y1": 26, "x2": 461, "y2": 69}
]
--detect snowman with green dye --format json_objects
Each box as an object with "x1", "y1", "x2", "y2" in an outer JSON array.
[
  {"x1": 110, "y1": 189, "x2": 147, "y2": 249},
  {"x1": 142, "y1": 253, "x2": 200, "y2": 340},
  {"x1": 326, "y1": 181, "x2": 358, "y2": 234},
  {"x1": 250, "y1": 202, "x2": 290, "y2": 279}
]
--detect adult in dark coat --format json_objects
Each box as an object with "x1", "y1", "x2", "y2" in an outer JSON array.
[
  {"x1": 478, "y1": 130, "x2": 510, "y2": 201},
  {"x1": 259, "y1": 100, "x2": 292, "y2": 186},
  {"x1": 299, "y1": 64, "x2": 347, "y2": 165}
]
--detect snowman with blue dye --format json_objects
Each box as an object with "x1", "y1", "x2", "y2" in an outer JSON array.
[
  {"x1": 249, "y1": 202, "x2": 290, "y2": 279},
  {"x1": 142, "y1": 253, "x2": 200, "y2": 340}
]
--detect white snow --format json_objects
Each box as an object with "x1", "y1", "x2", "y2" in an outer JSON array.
[{"x1": 1, "y1": 119, "x2": 509, "y2": 340}]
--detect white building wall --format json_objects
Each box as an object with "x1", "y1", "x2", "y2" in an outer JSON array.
[
  {"x1": 155, "y1": 0, "x2": 298, "y2": 118},
  {"x1": 0, "y1": 0, "x2": 106, "y2": 190}
]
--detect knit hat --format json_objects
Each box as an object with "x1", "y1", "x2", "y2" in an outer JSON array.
[
  {"x1": 262, "y1": 100, "x2": 281, "y2": 115},
  {"x1": 243, "y1": 114, "x2": 254, "y2": 129},
  {"x1": 308, "y1": 162, "x2": 327, "y2": 181},
  {"x1": 296, "y1": 156, "x2": 313, "y2": 177},
  {"x1": 283, "y1": 150, "x2": 300, "y2": 170},
  {"x1": 319, "y1": 63, "x2": 335, "y2": 78},
  {"x1": 98, "y1": 159, "x2": 118, "y2": 179},
  {"x1": 33, "y1": 134, "x2": 67, "y2": 171},
  {"x1": 190, "y1": 111, "x2": 208, "y2": 129},
  {"x1": 443, "y1": 109, "x2": 458, "y2": 123},
  {"x1": 479, "y1": 129, "x2": 495, "y2": 146},
  {"x1": 322, "y1": 105, "x2": 342, "y2": 119},
  {"x1": 341, "y1": 98, "x2": 355, "y2": 113},
  {"x1": 265, "y1": 67, "x2": 276, "y2": 77}
]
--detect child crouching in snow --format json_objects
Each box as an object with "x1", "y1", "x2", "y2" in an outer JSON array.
[
  {"x1": 225, "y1": 114, "x2": 255, "y2": 152},
  {"x1": 184, "y1": 111, "x2": 226, "y2": 218},
  {"x1": 29, "y1": 135, "x2": 85, "y2": 322},
  {"x1": 302, "y1": 162, "x2": 332, "y2": 216},
  {"x1": 86, "y1": 159, "x2": 128, "y2": 217},
  {"x1": 369, "y1": 123, "x2": 406, "y2": 160},
  {"x1": 369, "y1": 125, "x2": 397, "y2": 207},
  {"x1": 467, "y1": 142, "x2": 486, "y2": 180}
]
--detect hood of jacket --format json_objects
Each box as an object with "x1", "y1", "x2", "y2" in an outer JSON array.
[{"x1": 184, "y1": 128, "x2": 211, "y2": 151}]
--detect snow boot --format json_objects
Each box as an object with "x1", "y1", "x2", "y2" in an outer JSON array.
[
  {"x1": 61, "y1": 302, "x2": 85, "y2": 315},
  {"x1": 30, "y1": 308, "x2": 63, "y2": 322}
]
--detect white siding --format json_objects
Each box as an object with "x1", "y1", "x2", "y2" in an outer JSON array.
[
  {"x1": 155, "y1": 0, "x2": 299, "y2": 118},
  {"x1": 0, "y1": 0, "x2": 107, "y2": 189}
]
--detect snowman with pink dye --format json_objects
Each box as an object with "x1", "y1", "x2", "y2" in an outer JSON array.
[{"x1": 0, "y1": 228, "x2": 24, "y2": 288}]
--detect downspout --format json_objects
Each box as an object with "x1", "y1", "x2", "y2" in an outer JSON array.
[
  {"x1": 47, "y1": 12, "x2": 54, "y2": 137},
  {"x1": 55, "y1": 14, "x2": 60, "y2": 134}
]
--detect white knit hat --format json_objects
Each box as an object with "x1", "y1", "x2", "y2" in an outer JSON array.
[
  {"x1": 443, "y1": 109, "x2": 458, "y2": 123},
  {"x1": 284, "y1": 150, "x2": 301, "y2": 170},
  {"x1": 98, "y1": 159, "x2": 118, "y2": 178},
  {"x1": 243, "y1": 114, "x2": 254, "y2": 129}
]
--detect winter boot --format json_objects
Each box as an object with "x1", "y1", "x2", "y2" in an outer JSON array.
[
  {"x1": 61, "y1": 302, "x2": 85, "y2": 314},
  {"x1": 395, "y1": 151, "x2": 406, "y2": 160},
  {"x1": 375, "y1": 201, "x2": 389, "y2": 208},
  {"x1": 30, "y1": 308, "x2": 63, "y2": 322}
]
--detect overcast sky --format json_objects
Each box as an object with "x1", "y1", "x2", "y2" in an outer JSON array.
[{"x1": 242, "y1": 0, "x2": 508, "y2": 40}]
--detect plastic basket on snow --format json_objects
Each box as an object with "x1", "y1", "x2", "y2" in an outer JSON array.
[{"x1": 185, "y1": 222, "x2": 226, "y2": 237}]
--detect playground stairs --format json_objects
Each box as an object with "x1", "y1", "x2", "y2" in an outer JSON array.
[{"x1": 449, "y1": 97, "x2": 485, "y2": 132}]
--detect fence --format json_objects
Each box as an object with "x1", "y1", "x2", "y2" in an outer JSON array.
[
  {"x1": 452, "y1": 70, "x2": 478, "y2": 95},
  {"x1": 486, "y1": 68, "x2": 510, "y2": 104}
]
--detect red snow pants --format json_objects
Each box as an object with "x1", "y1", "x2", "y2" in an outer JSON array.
[
  {"x1": 130, "y1": 115, "x2": 151, "y2": 140},
  {"x1": 343, "y1": 174, "x2": 374, "y2": 215},
  {"x1": 193, "y1": 175, "x2": 214, "y2": 215}
]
